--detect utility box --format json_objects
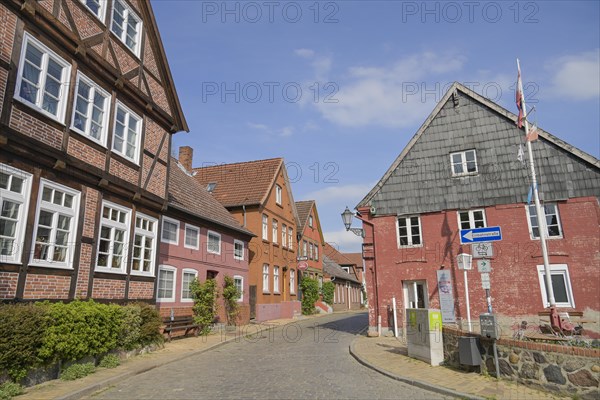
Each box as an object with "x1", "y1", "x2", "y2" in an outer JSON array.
[
  {"x1": 480, "y1": 313, "x2": 499, "y2": 339},
  {"x1": 458, "y1": 337, "x2": 481, "y2": 366},
  {"x1": 406, "y1": 308, "x2": 444, "y2": 366}
]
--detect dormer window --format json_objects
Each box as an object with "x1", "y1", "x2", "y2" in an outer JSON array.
[
  {"x1": 450, "y1": 150, "x2": 477, "y2": 176},
  {"x1": 206, "y1": 182, "x2": 217, "y2": 193}
]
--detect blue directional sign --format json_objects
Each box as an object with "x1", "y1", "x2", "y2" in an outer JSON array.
[{"x1": 460, "y1": 226, "x2": 502, "y2": 244}]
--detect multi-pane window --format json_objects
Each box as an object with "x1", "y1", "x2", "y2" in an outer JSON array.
[
  {"x1": 31, "y1": 181, "x2": 79, "y2": 268},
  {"x1": 537, "y1": 264, "x2": 574, "y2": 308},
  {"x1": 207, "y1": 230, "x2": 221, "y2": 254},
  {"x1": 290, "y1": 269, "x2": 296, "y2": 294},
  {"x1": 234, "y1": 276, "x2": 243, "y2": 301},
  {"x1": 288, "y1": 227, "x2": 293, "y2": 250},
  {"x1": 273, "y1": 266, "x2": 280, "y2": 294},
  {"x1": 112, "y1": 103, "x2": 142, "y2": 163},
  {"x1": 157, "y1": 265, "x2": 176, "y2": 302},
  {"x1": 71, "y1": 73, "x2": 110, "y2": 145},
  {"x1": 309, "y1": 215, "x2": 313, "y2": 228},
  {"x1": 16, "y1": 34, "x2": 70, "y2": 121},
  {"x1": 181, "y1": 269, "x2": 197, "y2": 301},
  {"x1": 234, "y1": 239, "x2": 244, "y2": 260},
  {"x1": 303, "y1": 240, "x2": 308, "y2": 257},
  {"x1": 111, "y1": 0, "x2": 142, "y2": 55},
  {"x1": 282, "y1": 224, "x2": 287, "y2": 248},
  {"x1": 275, "y1": 184, "x2": 282, "y2": 205},
  {"x1": 161, "y1": 217, "x2": 179, "y2": 244},
  {"x1": 96, "y1": 202, "x2": 130, "y2": 272},
  {"x1": 315, "y1": 245, "x2": 319, "y2": 261},
  {"x1": 262, "y1": 264, "x2": 270, "y2": 293},
  {"x1": 458, "y1": 209, "x2": 486, "y2": 230},
  {"x1": 0, "y1": 165, "x2": 31, "y2": 264},
  {"x1": 450, "y1": 150, "x2": 478, "y2": 176},
  {"x1": 262, "y1": 214, "x2": 268, "y2": 240},
  {"x1": 397, "y1": 215, "x2": 422, "y2": 247},
  {"x1": 527, "y1": 203, "x2": 563, "y2": 239},
  {"x1": 80, "y1": 0, "x2": 106, "y2": 20},
  {"x1": 131, "y1": 213, "x2": 157, "y2": 275},
  {"x1": 272, "y1": 219, "x2": 278, "y2": 244},
  {"x1": 184, "y1": 224, "x2": 199, "y2": 250},
  {"x1": 309, "y1": 243, "x2": 314, "y2": 260}
]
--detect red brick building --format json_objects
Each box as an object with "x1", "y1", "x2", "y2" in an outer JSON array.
[
  {"x1": 295, "y1": 200, "x2": 325, "y2": 284},
  {"x1": 0, "y1": 0, "x2": 187, "y2": 302},
  {"x1": 323, "y1": 243, "x2": 363, "y2": 311},
  {"x1": 356, "y1": 83, "x2": 600, "y2": 336}
]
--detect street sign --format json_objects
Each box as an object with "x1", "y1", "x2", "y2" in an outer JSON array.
[
  {"x1": 460, "y1": 226, "x2": 502, "y2": 244},
  {"x1": 480, "y1": 272, "x2": 491, "y2": 289},
  {"x1": 297, "y1": 256, "x2": 308, "y2": 261},
  {"x1": 477, "y1": 259, "x2": 492, "y2": 273},
  {"x1": 297, "y1": 261, "x2": 308, "y2": 271},
  {"x1": 472, "y1": 242, "x2": 493, "y2": 258}
]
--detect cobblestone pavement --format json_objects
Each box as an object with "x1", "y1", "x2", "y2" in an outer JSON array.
[{"x1": 88, "y1": 312, "x2": 449, "y2": 399}]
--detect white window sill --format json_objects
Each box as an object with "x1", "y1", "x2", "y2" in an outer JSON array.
[
  {"x1": 94, "y1": 267, "x2": 127, "y2": 274},
  {"x1": 130, "y1": 270, "x2": 155, "y2": 277},
  {"x1": 28, "y1": 261, "x2": 73, "y2": 270},
  {"x1": 14, "y1": 96, "x2": 66, "y2": 125}
]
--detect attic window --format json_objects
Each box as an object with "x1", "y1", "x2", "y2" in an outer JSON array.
[
  {"x1": 450, "y1": 150, "x2": 478, "y2": 176},
  {"x1": 206, "y1": 183, "x2": 217, "y2": 193},
  {"x1": 309, "y1": 215, "x2": 313, "y2": 228}
]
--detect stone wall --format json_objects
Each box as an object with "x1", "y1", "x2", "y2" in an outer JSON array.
[{"x1": 443, "y1": 327, "x2": 599, "y2": 400}]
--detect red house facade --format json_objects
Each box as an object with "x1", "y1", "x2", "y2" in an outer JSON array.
[{"x1": 357, "y1": 83, "x2": 600, "y2": 336}]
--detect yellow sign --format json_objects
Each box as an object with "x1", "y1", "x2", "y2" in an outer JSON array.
[
  {"x1": 408, "y1": 309, "x2": 417, "y2": 328},
  {"x1": 429, "y1": 311, "x2": 442, "y2": 332}
]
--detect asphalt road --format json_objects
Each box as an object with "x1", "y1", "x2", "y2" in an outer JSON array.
[{"x1": 90, "y1": 312, "x2": 448, "y2": 399}]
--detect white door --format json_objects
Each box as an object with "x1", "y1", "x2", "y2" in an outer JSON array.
[{"x1": 403, "y1": 280, "x2": 428, "y2": 309}]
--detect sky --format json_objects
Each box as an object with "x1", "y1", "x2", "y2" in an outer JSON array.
[{"x1": 152, "y1": 1, "x2": 600, "y2": 253}]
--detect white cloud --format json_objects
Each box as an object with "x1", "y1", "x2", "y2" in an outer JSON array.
[
  {"x1": 303, "y1": 182, "x2": 375, "y2": 206},
  {"x1": 547, "y1": 50, "x2": 600, "y2": 100},
  {"x1": 294, "y1": 48, "x2": 315, "y2": 59},
  {"x1": 247, "y1": 122, "x2": 295, "y2": 138},
  {"x1": 323, "y1": 229, "x2": 363, "y2": 253},
  {"x1": 279, "y1": 126, "x2": 294, "y2": 137}
]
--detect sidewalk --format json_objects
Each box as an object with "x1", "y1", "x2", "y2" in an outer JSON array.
[{"x1": 350, "y1": 335, "x2": 567, "y2": 400}]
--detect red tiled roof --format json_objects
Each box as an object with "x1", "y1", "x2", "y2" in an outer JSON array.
[
  {"x1": 324, "y1": 242, "x2": 354, "y2": 266},
  {"x1": 344, "y1": 252, "x2": 363, "y2": 268},
  {"x1": 192, "y1": 158, "x2": 283, "y2": 208},
  {"x1": 295, "y1": 200, "x2": 314, "y2": 231},
  {"x1": 168, "y1": 158, "x2": 253, "y2": 237}
]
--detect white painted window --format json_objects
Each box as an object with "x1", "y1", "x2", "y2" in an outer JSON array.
[
  {"x1": 450, "y1": 149, "x2": 478, "y2": 176},
  {"x1": 273, "y1": 266, "x2": 280, "y2": 294},
  {"x1": 234, "y1": 239, "x2": 244, "y2": 260},
  {"x1": 112, "y1": 102, "x2": 142, "y2": 163},
  {"x1": 303, "y1": 240, "x2": 307, "y2": 257},
  {"x1": 161, "y1": 217, "x2": 179, "y2": 245},
  {"x1": 80, "y1": 0, "x2": 106, "y2": 21},
  {"x1": 111, "y1": 0, "x2": 142, "y2": 56},
  {"x1": 262, "y1": 214, "x2": 268, "y2": 240},
  {"x1": 537, "y1": 264, "x2": 575, "y2": 308},
  {"x1": 0, "y1": 164, "x2": 32, "y2": 264},
  {"x1": 131, "y1": 213, "x2": 157, "y2": 276},
  {"x1": 309, "y1": 243, "x2": 313, "y2": 260},
  {"x1": 157, "y1": 265, "x2": 176, "y2": 302},
  {"x1": 315, "y1": 245, "x2": 319, "y2": 261},
  {"x1": 397, "y1": 215, "x2": 422, "y2": 247},
  {"x1": 262, "y1": 264, "x2": 270, "y2": 293},
  {"x1": 207, "y1": 230, "x2": 221, "y2": 254},
  {"x1": 288, "y1": 227, "x2": 293, "y2": 250},
  {"x1": 309, "y1": 215, "x2": 313, "y2": 228},
  {"x1": 184, "y1": 224, "x2": 199, "y2": 250},
  {"x1": 290, "y1": 269, "x2": 296, "y2": 294},
  {"x1": 181, "y1": 269, "x2": 198, "y2": 302},
  {"x1": 458, "y1": 209, "x2": 486, "y2": 230},
  {"x1": 96, "y1": 201, "x2": 131, "y2": 273},
  {"x1": 234, "y1": 275, "x2": 243, "y2": 302},
  {"x1": 71, "y1": 72, "x2": 110, "y2": 146},
  {"x1": 15, "y1": 33, "x2": 71, "y2": 122},
  {"x1": 272, "y1": 219, "x2": 278, "y2": 244},
  {"x1": 275, "y1": 184, "x2": 282, "y2": 205},
  {"x1": 526, "y1": 203, "x2": 563, "y2": 239},
  {"x1": 31, "y1": 180, "x2": 80, "y2": 268},
  {"x1": 281, "y1": 223, "x2": 287, "y2": 248}
]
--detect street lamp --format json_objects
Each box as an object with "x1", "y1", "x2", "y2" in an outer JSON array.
[{"x1": 341, "y1": 206, "x2": 365, "y2": 238}]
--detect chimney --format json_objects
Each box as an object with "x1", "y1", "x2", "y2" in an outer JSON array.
[{"x1": 178, "y1": 146, "x2": 193, "y2": 171}]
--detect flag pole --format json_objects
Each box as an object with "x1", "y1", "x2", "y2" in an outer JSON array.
[{"x1": 517, "y1": 59, "x2": 558, "y2": 322}]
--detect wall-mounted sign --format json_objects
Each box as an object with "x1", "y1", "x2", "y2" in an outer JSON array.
[{"x1": 297, "y1": 261, "x2": 308, "y2": 271}]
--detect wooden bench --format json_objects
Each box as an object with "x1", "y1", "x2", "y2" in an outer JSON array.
[{"x1": 162, "y1": 316, "x2": 200, "y2": 342}]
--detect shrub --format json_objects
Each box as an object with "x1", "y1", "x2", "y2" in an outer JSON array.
[
  {"x1": 0, "y1": 303, "x2": 49, "y2": 382},
  {"x1": 60, "y1": 362, "x2": 96, "y2": 381},
  {"x1": 191, "y1": 278, "x2": 219, "y2": 335},
  {"x1": 0, "y1": 382, "x2": 24, "y2": 400},
  {"x1": 118, "y1": 304, "x2": 143, "y2": 350},
  {"x1": 98, "y1": 354, "x2": 120, "y2": 369},
  {"x1": 299, "y1": 277, "x2": 319, "y2": 315},
  {"x1": 135, "y1": 303, "x2": 163, "y2": 347},
  {"x1": 222, "y1": 276, "x2": 241, "y2": 326},
  {"x1": 321, "y1": 281, "x2": 335, "y2": 306}
]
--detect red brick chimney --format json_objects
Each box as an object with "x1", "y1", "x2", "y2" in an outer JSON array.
[{"x1": 178, "y1": 146, "x2": 193, "y2": 171}]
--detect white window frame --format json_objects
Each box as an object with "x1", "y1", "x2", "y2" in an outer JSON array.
[
  {"x1": 234, "y1": 239, "x2": 244, "y2": 261},
  {"x1": 536, "y1": 264, "x2": 575, "y2": 308},
  {"x1": 30, "y1": 180, "x2": 80, "y2": 269},
  {"x1": 95, "y1": 201, "x2": 131, "y2": 273},
  {"x1": 262, "y1": 264, "x2": 270, "y2": 293},
  {"x1": 397, "y1": 215, "x2": 423, "y2": 248},
  {"x1": 450, "y1": 149, "x2": 478, "y2": 176},
  {"x1": 234, "y1": 275, "x2": 244, "y2": 302},
  {"x1": 309, "y1": 243, "x2": 313, "y2": 260},
  {"x1": 273, "y1": 266, "x2": 280, "y2": 294},
  {"x1": 110, "y1": 0, "x2": 142, "y2": 56},
  {"x1": 184, "y1": 224, "x2": 200, "y2": 250},
  {"x1": 80, "y1": 0, "x2": 107, "y2": 21},
  {"x1": 303, "y1": 240, "x2": 307, "y2": 257},
  {"x1": 281, "y1": 223, "x2": 287, "y2": 248},
  {"x1": 315, "y1": 244, "x2": 319, "y2": 261},
  {"x1": 0, "y1": 164, "x2": 32, "y2": 264},
  {"x1": 457, "y1": 209, "x2": 487, "y2": 230},
  {"x1": 70, "y1": 72, "x2": 111, "y2": 146},
  {"x1": 290, "y1": 269, "x2": 296, "y2": 294},
  {"x1": 272, "y1": 219, "x2": 278, "y2": 244},
  {"x1": 309, "y1": 215, "x2": 313, "y2": 228},
  {"x1": 161, "y1": 216, "x2": 179, "y2": 245},
  {"x1": 181, "y1": 268, "x2": 198, "y2": 302},
  {"x1": 157, "y1": 265, "x2": 176, "y2": 302},
  {"x1": 288, "y1": 227, "x2": 293, "y2": 250},
  {"x1": 526, "y1": 203, "x2": 563, "y2": 240},
  {"x1": 15, "y1": 33, "x2": 71, "y2": 123},
  {"x1": 130, "y1": 212, "x2": 157, "y2": 276},
  {"x1": 112, "y1": 102, "x2": 142, "y2": 164},
  {"x1": 275, "y1": 184, "x2": 282, "y2": 205},
  {"x1": 262, "y1": 214, "x2": 268, "y2": 241},
  {"x1": 207, "y1": 230, "x2": 221, "y2": 255}
]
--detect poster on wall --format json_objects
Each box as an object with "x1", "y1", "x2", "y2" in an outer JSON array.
[{"x1": 436, "y1": 270, "x2": 456, "y2": 323}]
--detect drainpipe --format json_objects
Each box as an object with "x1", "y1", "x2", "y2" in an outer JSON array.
[
  {"x1": 355, "y1": 211, "x2": 380, "y2": 336},
  {"x1": 242, "y1": 204, "x2": 247, "y2": 227}
]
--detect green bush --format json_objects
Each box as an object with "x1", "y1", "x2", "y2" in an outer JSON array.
[
  {"x1": 222, "y1": 276, "x2": 241, "y2": 326},
  {"x1": 60, "y1": 362, "x2": 96, "y2": 381},
  {"x1": 191, "y1": 278, "x2": 219, "y2": 335},
  {"x1": 98, "y1": 354, "x2": 120, "y2": 369},
  {"x1": 299, "y1": 277, "x2": 319, "y2": 315},
  {"x1": 321, "y1": 281, "x2": 335, "y2": 306},
  {"x1": 118, "y1": 304, "x2": 143, "y2": 350},
  {"x1": 136, "y1": 303, "x2": 163, "y2": 347},
  {"x1": 0, "y1": 303, "x2": 48, "y2": 382},
  {"x1": 0, "y1": 381, "x2": 24, "y2": 400}
]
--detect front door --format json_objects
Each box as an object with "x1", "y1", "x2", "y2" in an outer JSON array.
[
  {"x1": 403, "y1": 280, "x2": 427, "y2": 309},
  {"x1": 249, "y1": 285, "x2": 257, "y2": 319}
]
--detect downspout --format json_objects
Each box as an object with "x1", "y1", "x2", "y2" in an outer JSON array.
[
  {"x1": 242, "y1": 204, "x2": 246, "y2": 227},
  {"x1": 355, "y1": 211, "x2": 380, "y2": 335}
]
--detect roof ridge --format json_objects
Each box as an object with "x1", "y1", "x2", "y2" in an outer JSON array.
[{"x1": 192, "y1": 157, "x2": 284, "y2": 171}]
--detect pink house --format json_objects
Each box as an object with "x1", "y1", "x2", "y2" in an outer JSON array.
[{"x1": 157, "y1": 155, "x2": 255, "y2": 324}]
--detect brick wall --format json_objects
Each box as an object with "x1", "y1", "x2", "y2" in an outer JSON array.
[
  {"x1": 67, "y1": 137, "x2": 106, "y2": 170},
  {"x1": 128, "y1": 280, "x2": 154, "y2": 299},
  {"x1": 9, "y1": 108, "x2": 63, "y2": 150},
  {"x1": 75, "y1": 243, "x2": 92, "y2": 298},
  {"x1": 0, "y1": 272, "x2": 18, "y2": 298},
  {"x1": 109, "y1": 157, "x2": 139, "y2": 185},
  {"x1": 23, "y1": 274, "x2": 71, "y2": 299},
  {"x1": 66, "y1": 0, "x2": 103, "y2": 39},
  {"x1": 92, "y1": 278, "x2": 126, "y2": 299}
]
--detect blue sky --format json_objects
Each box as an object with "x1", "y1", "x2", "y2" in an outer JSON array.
[{"x1": 153, "y1": 1, "x2": 600, "y2": 253}]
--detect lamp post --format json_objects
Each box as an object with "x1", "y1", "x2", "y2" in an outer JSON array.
[{"x1": 341, "y1": 206, "x2": 365, "y2": 238}]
